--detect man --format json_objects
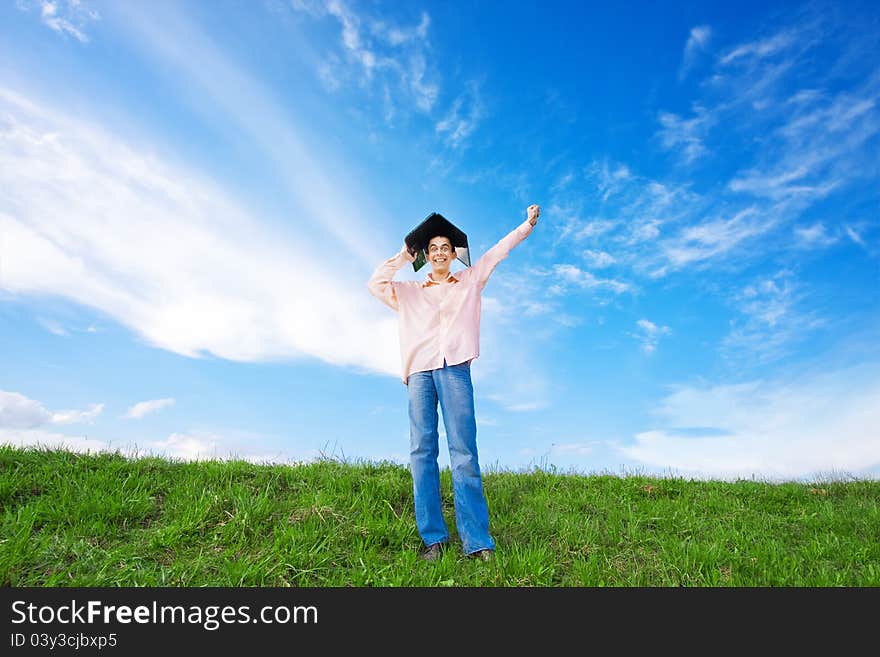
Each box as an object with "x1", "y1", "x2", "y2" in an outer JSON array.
[{"x1": 367, "y1": 204, "x2": 540, "y2": 561}]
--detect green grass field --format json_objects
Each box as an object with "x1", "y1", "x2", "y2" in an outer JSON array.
[{"x1": 2, "y1": 445, "x2": 878, "y2": 586}]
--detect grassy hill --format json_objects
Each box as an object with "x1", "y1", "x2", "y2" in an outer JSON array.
[{"x1": 1, "y1": 445, "x2": 878, "y2": 586}]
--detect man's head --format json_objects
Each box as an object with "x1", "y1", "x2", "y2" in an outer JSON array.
[{"x1": 427, "y1": 234, "x2": 456, "y2": 279}]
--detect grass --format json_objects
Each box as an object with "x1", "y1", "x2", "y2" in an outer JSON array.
[{"x1": 1, "y1": 445, "x2": 878, "y2": 586}]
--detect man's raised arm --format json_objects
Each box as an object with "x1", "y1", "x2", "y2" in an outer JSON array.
[
  {"x1": 470, "y1": 204, "x2": 540, "y2": 289},
  {"x1": 367, "y1": 244, "x2": 417, "y2": 311}
]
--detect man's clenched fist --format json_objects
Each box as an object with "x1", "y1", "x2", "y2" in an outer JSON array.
[{"x1": 527, "y1": 204, "x2": 541, "y2": 226}]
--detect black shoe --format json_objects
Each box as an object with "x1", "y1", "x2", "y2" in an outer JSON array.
[
  {"x1": 468, "y1": 549, "x2": 495, "y2": 562},
  {"x1": 419, "y1": 542, "x2": 447, "y2": 561}
]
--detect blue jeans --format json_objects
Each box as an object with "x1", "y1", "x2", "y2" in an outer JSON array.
[{"x1": 406, "y1": 360, "x2": 495, "y2": 555}]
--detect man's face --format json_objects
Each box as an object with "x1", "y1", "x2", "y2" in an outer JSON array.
[{"x1": 427, "y1": 236, "x2": 455, "y2": 278}]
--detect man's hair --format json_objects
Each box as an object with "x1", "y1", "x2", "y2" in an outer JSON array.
[{"x1": 427, "y1": 234, "x2": 454, "y2": 248}]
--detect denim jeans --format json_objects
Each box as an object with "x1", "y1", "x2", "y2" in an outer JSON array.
[{"x1": 406, "y1": 359, "x2": 495, "y2": 555}]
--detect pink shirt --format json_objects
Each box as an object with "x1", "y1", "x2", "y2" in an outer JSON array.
[{"x1": 368, "y1": 219, "x2": 534, "y2": 384}]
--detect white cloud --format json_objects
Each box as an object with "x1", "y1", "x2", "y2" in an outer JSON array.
[
  {"x1": 0, "y1": 427, "x2": 113, "y2": 454},
  {"x1": 551, "y1": 171, "x2": 575, "y2": 192},
  {"x1": 38, "y1": 317, "x2": 68, "y2": 336},
  {"x1": 325, "y1": 0, "x2": 376, "y2": 75},
  {"x1": 719, "y1": 30, "x2": 797, "y2": 65},
  {"x1": 145, "y1": 431, "x2": 222, "y2": 461},
  {"x1": 621, "y1": 361, "x2": 880, "y2": 480},
  {"x1": 729, "y1": 165, "x2": 840, "y2": 200},
  {"x1": 16, "y1": 0, "x2": 100, "y2": 43},
  {"x1": 407, "y1": 53, "x2": 439, "y2": 112},
  {"x1": 722, "y1": 271, "x2": 825, "y2": 365},
  {"x1": 793, "y1": 222, "x2": 837, "y2": 248},
  {"x1": 568, "y1": 218, "x2": 618, "y2": 241},
  {"x1": 656, "y1": 105, "x2": 714, "y2": 163},
  {"x1": 103, "y1": 3, "x2": 381, "y2": 268},
  {"x1": 435, "y1": 82, "x2": 484, "y2": 148},
  {"x1": 550, "y1": 264, "x2": 631, "y2": 295},
  {"x1": 371, "y1": 11, "x2": 430, "y2": 46},
  {"x1": 0, "y1": 390, "x2": 103, "y2": 428},
  {"x1": 583, "y1": 16, "x2": 878, "y2": 282},
  {"x1": 844, "y1": 225, "x2": 866, "y2": 247},
  {"x1": 36, "y1": 317, "x2": 100, "y2": 336},
  {"x1": 475, "y1": 325, "x2": 552, "y2": 414},
  {"x1": 630, "y1": 319, "x2": 671, "y2": 355},
  {"x1": 0, "y1": 88, "x2": 400, "y2": 377},
  {"x1": 50, "y1": 404, "x2": 104, "y2": 425},
  {"x1": 0, "y1": 390, "x2": 304, "y2": 464},
  {"x1": 586, "y1": 159, "x2": 632, "y2": 202},
  {"x1": 679, "y1": 25, "x2": 712, "y2": 81},
  {"x1": 1, "y1": 426, "x2": 299, "y2": 465},
  {"x1": 290, "y1": 0, "x2": 438, "y2": 114},
  {"x1": 551, "y1": 442, "x2": 595, "y2": 457},
  {"x1": 518, "y1": 441, "x2": 598, "y2": 465},
  {"x1": 582, "y1": 250, "x2": 616, "y2": 268},
  {"x1": 661, "y1": 207, "x2": 771, "y2": 269},
  {"x1": 552, "y1": 45, "x2": 876, "y2": 279},
  {"x1": 124, "y1": 398, "x2": 175, "y2": 420},
  {"x1": 0, "y1": 391, "x2": 51, "y2": 428},
  {"x1": 727, "y1": 62, "x2": 880, "y2": 204},
  {"x1": 551, "y1": 160, "x2": 702, "y2": 278}
]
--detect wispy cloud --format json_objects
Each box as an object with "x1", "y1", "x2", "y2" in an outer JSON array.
[
  {"x1": 587, "y1": 159, "x2": 632, "y2": 202},
  {"x1": 16, "y1": 0, "x2": 100, "y2": 43},
  {"x1": 288, "y1": 0, "x2": 438, "y2": 116},
  {"x1": 625, "y1": 14, "x2": 879, "y2": 275},
  {"x1": 660, "y1": 207, "x2": 770, "y2": 270},
  {"x1": 371, "y1": 11, "x2": 430, "y2": 46},
  {"x1": 679, "y1": 25, "x2": 712, "y2": 81},
  {"x1": 482, "y1": 363, "x2": 551, "y2": 411},
  {"x1": 719, "y1": 29, "x2": 797, "y2": 65},
  {"x1": 37, "y1": 317, "x2": 68, "y2": 336},
  {"x1": 557, "y1": 160, "x2": 699, "y2": 246},
  {"x1": 559, "y1": 215, "x2": 618, "y2": 243},
  {"x1": 549, "y1": 264, "x2": 631, "y2": 295},
  {"x1": 102, "y1": 2, "x2": 382, "y2": 268},
  {"x1": 473, "y1": 311, "x2": 553, "y2": 413},
  {"x1": 551, "y1": 25, "x2": 877, "y2": 284},
  {"x1": 629, "y1": 318, "x2": 671, "y2": 355},
  {"x1": 793, "y1": 222, "x2": 837, "y2": 248},
  {"x1": 582, "y1": 250, "x2": 616, "y2": 268},
  {"x1": 435, "y1": 81, "x2": 484, "y2": 149},
  {"x1": 124, "y1": 398, "x2": 175, "y2": 420},
  {"x1": 0, "y1": 88, "x2": 400, "y2": 377},
  {"x1": 35, "y1": 316, "x2": 101, "y2": 337},
  {"x1": 729, "y1": 165, "x2": 839, "y2": 200},
  {"x1": 656, "y1": 105, "x2": 714, "y2": 163},
  {"x1": 844, "y1": 224, "x2": 868, "y2": 248},
  {"x1": 722, "y1": 271, "x2": 826, "y2": 365},
  {"x1": 481, "y1": 269, "x2": 581, "y2": 334},
  {"x1": 730, "y1": 73, "x2": 880, "y2": 202},
  {"x1": 621, "y1": 360, "x2": 880, "y2": 480}
]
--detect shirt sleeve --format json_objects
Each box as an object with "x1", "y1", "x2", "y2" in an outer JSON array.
[
  {"x1": 367, "y1": 245, "x2": 412, "y2": 311},
  {"x1": 468, "y1": 219, "x2": 534, "y2": 289}
]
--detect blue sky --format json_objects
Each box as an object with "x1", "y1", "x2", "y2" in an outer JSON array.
[{"x1": 1, "y1": 0, "x2": 878, "y2": 481}]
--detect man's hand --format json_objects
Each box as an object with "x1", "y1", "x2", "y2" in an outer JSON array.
[
  {"x1": 401, "y1": 242, "x2": 416, "y2": 263},
  {"x1": 527, "y1": 204, "x2": 541, "y2": 226}
]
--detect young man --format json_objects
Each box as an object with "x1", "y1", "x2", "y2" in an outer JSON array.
[{"x1": 367, "y1": 204, "x2": 540, "y2": 561}]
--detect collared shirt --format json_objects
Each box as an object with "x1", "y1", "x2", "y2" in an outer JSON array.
[{"x1": 367, "y1": 219, "x2": 534, "y2": 384}]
